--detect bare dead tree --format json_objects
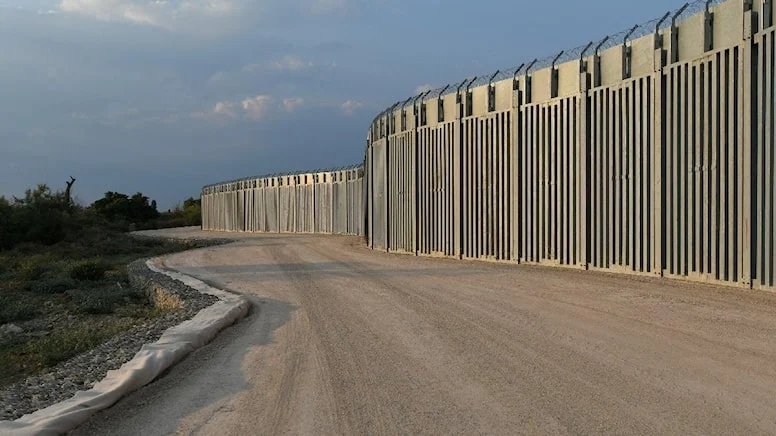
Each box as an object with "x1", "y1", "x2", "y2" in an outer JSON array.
[{"x1": 64, "y1": 176, "x2": 76, "y2": 206}]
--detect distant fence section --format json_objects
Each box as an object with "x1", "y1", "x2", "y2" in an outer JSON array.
[
  {"x1": 365, "y1": 0, "x2": 776, "y2": 290},
  {"x1": 201, "y1": 166, "x2": 364, "y2": 236}
]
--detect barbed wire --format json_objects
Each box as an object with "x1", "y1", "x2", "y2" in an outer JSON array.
[
  {"x1": 375, "y1": 0, "x2": 726, "y2": 112},
  {"x1": 202, "y1": 163, "x2": 364, "y2": 190}
]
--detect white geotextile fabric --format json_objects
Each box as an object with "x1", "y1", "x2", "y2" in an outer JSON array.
[{"x1": 0, "y1": 259, "x2": 249, "y2": 436}]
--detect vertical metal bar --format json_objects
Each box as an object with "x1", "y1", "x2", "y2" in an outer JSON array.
[
  {"x1": 764, "y1": 34, "x2": 774, "y2": 286},
  {"x1": 504, "y1": 112, "x2": 511, "y2": 260},
  {"x1": 569, "y1": 98, "x2": 576, "y2": 265},
  {"x1": 521, "y1": 106, "x2": 529, "y2": 261},
  {"x1": 444, "y1": 126, "x2": 449, "y2": 255},
  {"x1": 511, "y1": 112, "x2": 516, "y2": 260},
  {"x1": 558, "y1": 103, "x2": 565, "y2": 263},
  {"x1": 539, "y1": 106, "x2": 546, "y2": 261},
  {"x1": 681, "y1": 64, "x2": 689, "y2": 277},
  {"x1": 467, "y1": 119, "x2": 473, "y2": 257},
  {"x1": 594, "y1": 90, "x2": 602, "y2": 267},
  {"x1": 710, "y1": 55, "x2": 720, "y2": 280},
  {"x1": 669, "y1": 66, "x2": 684, "y2": 275},
  {"x1": 447, "y1": 124, "x2": 452, "y2": 255},
  {"x1": 635, "y1": 81, "x2": 644, "y2": 271},
  {"x1": 724, "y1": 50, "x2": 734, "y2": 281},
  {"x1": 628, "y1": 82, "x2": 635, "y2": 270},
  {"x1": 492, "y1": 116, "x2": 497, "y2": 258},
  {"x1": 462, "y1": 120, "x2": 468, "y2": 257},
  {"x1": 505, "y1": 112, "x2": 511, "y2": 261},
  {"x1": 578, "y1": 89, "x2": 587, "y2": 268},
  {"x1": 441, "y1": 126, "x2": 446, "y2": 254},
  {"x1": 525, "y1": 107, "x2": 532, "y2": 261},
  {"x1": 615, "y1": 87, "x2": 622, "y2": 267},
  {"x1": 769, "y1": 34, "x2": 776, "y2": 286},
  {"x1": 486, "y1": 117, "x2": 492, "y2": 257},
  {"x1": 693, "y1": 63, "x2": 701, "y2": 275},
  {"x1": 532, "y1": 105, "x2": 539, "y2": 261},
  {"x1": 623, "y1": 85, "x2": 630, "y2": 268},
  {"x1": 424, "y1": 128, "x2": 430, "y2": 253},
  {"x1": 561, "y1": 101, "x2": 568, "y2": 264},
  {"x1": 454, "y1": 120, "x2": 459, "y2": 256},
  {"x1": 667, "y1": 67, "x2": 675, "y2": 275},
  {"x1": 498, "y1": 114, "x2": 503, "y2": 259},
  {"x1": 472, "y1": 120, "x2": 478, "y2": 257},
  {"x1": 474, "y1": 120, "x2": 479, "y2": 257},
  {"x1": 549, "y1": 104, "x2": 556, "y2": 261},
  {"x1": 740, "y1": 44, "x2": 753, "y2": 287},
  {"x1": 565, "y1": 99, "x2": 571, "y2": 265},
  {"x1": 605, "y1": 88, "x2": 613, "y2": 268},
  {"x1": 564, "y1": 97, "x2": 572, "y2": 265},
  {"x1": 437, "y1": 128, "x2": 441, "y2": 253}
]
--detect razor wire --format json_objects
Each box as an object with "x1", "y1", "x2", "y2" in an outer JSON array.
[{"x1": 375, "y1": 0, "x2": 727, "y2": 113}]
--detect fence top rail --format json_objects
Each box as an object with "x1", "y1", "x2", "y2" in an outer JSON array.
[{"x1": 201, "y1": 163, "x2": 364, "y2": 193}]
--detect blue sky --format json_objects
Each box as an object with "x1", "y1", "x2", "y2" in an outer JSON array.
[{"x1": 0, "y1": 0, "x2": 681, "y2": 209}]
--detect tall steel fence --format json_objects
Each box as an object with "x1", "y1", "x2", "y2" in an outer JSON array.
[
  {"x1": 201, "y1": 166, "x2": 365, "y2": 236},
  {"x1": 366, "y1": 0, "x2": 776, "y2": 289}
]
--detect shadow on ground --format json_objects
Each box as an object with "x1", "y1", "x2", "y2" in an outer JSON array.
[{"x1": 69, "y1": 294, "x2": 296, "y2": 436}]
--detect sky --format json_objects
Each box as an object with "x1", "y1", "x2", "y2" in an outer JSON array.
[{"x1": 0, "y1": 0, "x2": 682, "y2": 210}]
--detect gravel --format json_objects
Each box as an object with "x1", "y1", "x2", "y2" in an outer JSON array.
[{"x1": 0, "y1": 256, "x2": 221, "y2": 422}]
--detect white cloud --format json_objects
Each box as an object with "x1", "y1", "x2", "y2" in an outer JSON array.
[
  {"x1": 192, "y1": 94, "x2": 306, "y2": 121},
  {"x1": 213, "y1": 101, "x2": 240, "y2": 118},
  {"x1": 192, "y1": 100, "x2": 239, "y2": 121},
  {"x1": 270, "y1": 55, "x2": 313, "y2": 72},
  {"x1": 414, "y1": 84, "x2": 433, "y2": 94},
  {"x1": 341, "y1": 100, "x2": 362, "y2": 115},
  {"x1": 59, "y1": 0, "x2": 238, "y2": 29},
  {"x1": 241, "y1": 95, "x2": 273, "y2": 120},
  {"x1": 283, "y1": 97, "x2": 304, "y2": 112}
]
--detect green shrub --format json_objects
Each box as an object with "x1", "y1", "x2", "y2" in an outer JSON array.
[
  {"x1": 0, "y1": 296, "x2": 38, "y2": 324},
  {"x1": 68, "y1": 260, "x2": 110, "y2": 281},
  {"x1": 0, "y1": 255, "x2": 11, "y2": 277},
  {"x1": 17, "y1": 256, "x2": 48, "y2": 281},
  {"x1": 24, "y1": 322, "x2": 130, "y2": 366},
  {"x1": 67, "y1": 286, "x2": 145, "y2": 315},
  {"x1": 24, "y1": 277, "x2": 76, "y2": 294}
]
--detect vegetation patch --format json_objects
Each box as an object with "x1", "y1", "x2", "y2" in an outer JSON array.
[
  {"x1": 68, "y1": 259, "x2": 111, "y2": 282},
  {"x1": 0, "y1": 182, "x2": 206, "y2": 389}
]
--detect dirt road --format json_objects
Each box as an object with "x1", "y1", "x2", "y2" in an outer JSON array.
[{"x1": 73, "y1": 229, "x2": 776, "y2": 435}]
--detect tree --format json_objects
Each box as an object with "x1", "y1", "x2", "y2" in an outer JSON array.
[
  {"x1": 64, "y1": 176, "x2": 76, "y2": 208},
  {"x1": 90, "y1": 191, "x2": 159, "y2": 223},
  {"x1": 182, "y1": 197, "x2": 202, "y2": 226},
  {"x1": 0, "y1": 196, "x2": 13, "y2": 250},
  {"x1": 9, "y1": 185, "x2": 70, "y2": 246}
]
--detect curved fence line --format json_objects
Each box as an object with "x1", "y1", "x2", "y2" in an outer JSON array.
[
  {"x1": 201, "y1": 166, "x2": 364, "y2": 236},
  {"x1": 203, "y1": 0, "x2": 776, "y2": 291}
]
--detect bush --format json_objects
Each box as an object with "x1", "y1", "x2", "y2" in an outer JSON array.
[
  {"x1": 0, "y1": 296, "x2": 38, "y2": 324},
  {"x1": 24, "y1": 277, "x2": 76, "y2": 294},
  {"x1": 68, "y1": 260, "x2": 110, "y2": 281},
  {"x1": 17, "y1": 256, "x2": 48, "y2": 281},
  {"x1": 24, "y1": 322, "x2": 130, "y2": 366},
  {"x1": 67, "y1": 286, "x2": 145, "y2": 315}
]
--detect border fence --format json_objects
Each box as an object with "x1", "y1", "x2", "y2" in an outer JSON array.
[
  {"x1": 201, "y1": 166, "x2": 364, "y2": 236},
  {"x1": 203, "y1": 0, "x2": 776, "y2": 290}
]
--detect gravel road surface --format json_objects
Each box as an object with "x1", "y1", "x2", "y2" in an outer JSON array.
[{"x1": 72, "y1": 228, "x2": 776, "y2": 435}]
